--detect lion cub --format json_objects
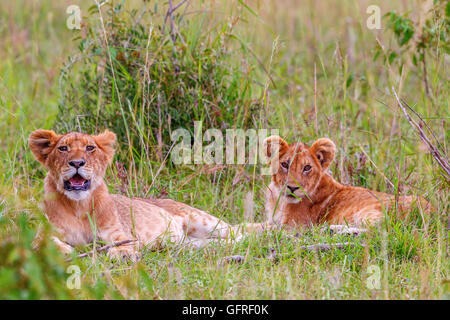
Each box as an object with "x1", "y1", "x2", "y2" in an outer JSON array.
[
  {"x1": 263, "y1": 136, "x2": 433, "y2": 228},
  {"x1": 29, "y1": 129, "x2": 263, "y2": 260}
]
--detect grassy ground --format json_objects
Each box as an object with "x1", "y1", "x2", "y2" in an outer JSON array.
[{"x1": 0, "y1": 0, "x2": 448, "y2": 299}]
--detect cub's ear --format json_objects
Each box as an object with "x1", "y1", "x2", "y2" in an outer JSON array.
[
  {"x1": 28, "y1": 129, "x2": 61, "y2": 165},
  {"x1": 310, "y1": 138, "x2": 336, "y2": 170},
  {"x1": 263, "y1": 135, "x2": 289, "y2": 159},
  {"x1": 94, "y1": 130, "x2": 117, "y2": 162}
]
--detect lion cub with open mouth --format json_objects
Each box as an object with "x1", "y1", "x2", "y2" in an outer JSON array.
[
  {"x1": 263, "y1": 136, "x2": 434, "y2": 228},
  {"x1": 29, "y1": 129, "x2": 262, "y2": 260}
]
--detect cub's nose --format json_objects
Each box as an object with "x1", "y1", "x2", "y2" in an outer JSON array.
[
  {"x1": 287, "y1": 185, "x2": 299, "y2": 193},
  {"x1": 69, "y1": 159, "x2": 86, "y2": 168}
]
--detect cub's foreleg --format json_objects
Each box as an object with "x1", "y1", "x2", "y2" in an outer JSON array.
[{"x1": 93, "y1": 191, "x2": 138, "y2": 260}]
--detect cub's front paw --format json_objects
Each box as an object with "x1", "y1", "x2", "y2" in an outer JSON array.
[
  {"x1": 324, "y1": 225, "x2": 367, "y2": 236},
  {"x1": 52, "y1": 236, "x2": 74, "y2": 255},
  {"x1": 107, "y1": 246, "x2": 139, "y2": 262}
]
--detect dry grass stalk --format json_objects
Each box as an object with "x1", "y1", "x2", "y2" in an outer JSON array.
[{"x1": 392, "y1": 87, "x2": 449, "y2": 181}]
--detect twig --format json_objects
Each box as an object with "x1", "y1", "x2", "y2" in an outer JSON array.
[
  {"x1": 392, "y1": 87, "x2": 450, "y2": 181},
  {"x1": 171, "y1": 0, "x2": 189, "y2": 14},
  {"x1": 324, "y1": 225, "x2": 368, "y2": 236},
  {"x1": 220, "y1": 242, "x2": 363, "y2": 266},
  {"x1": 299, "y1": 242, "x2": 365, "y2": 252},
  {"x1": 220, "y1": 255, "x2": 246, "y2": 265},
  {"x1": 421, "y1": 50, "x2": 432, "y2": 99},
  {"x1": 400, "y1": 98, "x2": 446, "y2": 156},
  {"x1": 162, "y1": 0, "x2": 189, "y2": 40},
  {"x1": 65, "y1": 239, "x2": 136, "y2": 262}
]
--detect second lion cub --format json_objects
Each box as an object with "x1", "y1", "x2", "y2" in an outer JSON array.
[{"x1": 263, "y1": 136, "x2": 433, "y2": 228}]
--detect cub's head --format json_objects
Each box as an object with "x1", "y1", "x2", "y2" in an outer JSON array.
[
  {"x1": 29, "y1": 130, "x2": 116, "y2": 201},
  {"x1": 264, "y1": 136, "x2": 336, "y2": 203}
]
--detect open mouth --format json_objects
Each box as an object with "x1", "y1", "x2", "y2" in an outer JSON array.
[
  {"x1": 286, "y1": 192, "x2": 303, "y2": 200},
  {"x1": 64, "y1": 174, "x2": 91, "y2": 191}
]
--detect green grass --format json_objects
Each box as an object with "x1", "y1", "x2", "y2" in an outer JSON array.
[{"x1": 0, "y1": 0, "x2": 448, "y2": 299}]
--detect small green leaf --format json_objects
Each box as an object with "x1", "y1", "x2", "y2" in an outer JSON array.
[
  {"x1": 346, "y1": 72, "x2": 354, "y2": 88},
  {"x1": 388, "y1": 51, "x2": 397, "y2": 64},
  {"x1": 400, "y1": 28, "x2": 414, "y2": 45},
  {"x1": 412, "y1": 53, "x2": 418, "y2": 66},
  {"x1": 373, "y1": 49, "x2": 381, "y2": 62}
]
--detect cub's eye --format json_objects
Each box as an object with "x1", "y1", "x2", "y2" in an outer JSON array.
[
  {"x1": 58, "y1": 146, "x2": 68, "y2": 152},
  {"x1": 303, "y1": 165, "x2": 312, "y2": 172},
  {"x1": 86, "y1": 145, "x2": 95, "y2": 152},
  {"x1": 281, "y1": 160, "x2": 290, "y2": 169}
]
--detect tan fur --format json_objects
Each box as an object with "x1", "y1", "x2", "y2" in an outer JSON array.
[
  {"x1": 263, "y1": 135, "x2": 434, "y2": 228},
  {"x1": 29, "y1": 129, "x2": 266, "y2": 260}
]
